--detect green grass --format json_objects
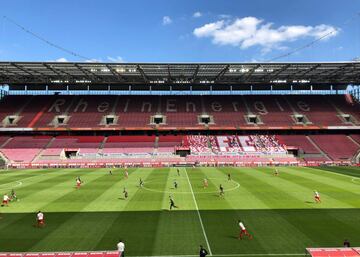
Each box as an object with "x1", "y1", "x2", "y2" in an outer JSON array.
[{"x1": 0, "y1": 166, "x2": 359, "y2": 257}]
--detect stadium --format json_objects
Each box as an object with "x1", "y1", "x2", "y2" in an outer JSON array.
[{"x1": 1, "y1": 1, "x2": 360, "y2": 257}]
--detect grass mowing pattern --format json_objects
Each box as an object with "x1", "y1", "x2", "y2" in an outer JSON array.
[{"x1": 0, "y1": 167, "x2": 359, "y2": 256}]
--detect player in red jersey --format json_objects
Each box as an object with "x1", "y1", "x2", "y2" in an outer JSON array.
[
  {"x1": 238, "y1": 220, "x2": 253, "y2": 240},
  {"x1": 76, "y1": 177, "x2": 82, "y2": 189},
  {"x1": 314, "y1": 190, "x2": 321, "y2": 203},
  {"x1": 2, "y1": 194, "x2": 9, "y2": 207},
  {"x1": 36, "y1": 211, "x2": 45, "y2": 227}
]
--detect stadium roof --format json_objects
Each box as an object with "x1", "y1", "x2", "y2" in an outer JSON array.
[{"x1": 0, "y1": 61, "x2": 359, "y2": 89}]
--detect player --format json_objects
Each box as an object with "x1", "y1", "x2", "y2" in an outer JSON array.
[
  {"x1": 174, "y1": 180, "x2": 178, "y2": 189},
  {"x1": 203, "y1": 178, "x2": 208, "y2": 189},
  {"x1": 274, "y1": 169, "x2": 279, "y2": 176},
  {"x1": 314, "y1": 190, "x2": 321, "y2": 203},
  {"x1": 177, "y1": 168, "x2": 180, "y2": 176},
  {"x1": 219, "y1": 184, "x2": 224, "y2": 198},
  {"x1": 123, "y1": 188, "x2": 128, "y2": 199},
  {"x1": 124, "y1": 168, "x2": 129, "y2": 179},
  {"x1": 2, "y1": 193, "x2": 9, "y2": 207},
  {"x1": 139, "y1": 178, "x2": 144, "y2": 188},
  {"x1": 36, "y1": 211, "x2": 45, "y2": 228},
  {"x1": 228, "y1": 173, "x2": 231, "y2": 181},
  {"x1": 169, "y1": 196, "x2": 178, "y2": 210},
  {"x1": 109, "y1": 170, "x2": 113, "y2": 175},
  {"x1": 199, "y1": 245, "x2": 208, "y2": 257},
  {"x1": 238, "y1": 220, "x2": 253, "y2": 240},
  {"x1": 10, "y1": 189, "x2": 17, "y2": 202},
  {"x1": 76, "y1": 177, "x2": 82, "y2": 189}
]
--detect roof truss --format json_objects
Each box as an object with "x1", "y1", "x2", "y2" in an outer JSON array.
[{"x1": 0, "y1": 62, "x2": 359, "y2": 87}]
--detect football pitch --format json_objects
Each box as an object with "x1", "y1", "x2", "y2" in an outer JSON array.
[{"x1": 0, "y1": 166, "x2": 360, "y2": 257}]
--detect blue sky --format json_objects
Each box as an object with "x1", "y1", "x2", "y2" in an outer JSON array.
[{"x1": 0, "y1": 0, "x2": 360, "y2": 63}]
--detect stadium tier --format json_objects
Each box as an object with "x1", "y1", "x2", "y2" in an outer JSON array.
[
  {"x1": 0, "y1": 134, "x2": 358, "y2": 167},
  {"x1": 0, "y1": 95, "x2": 359, "y2": 130},
  {"x1": 1, "y1": 62, "x2": 360, "y2": 168}
]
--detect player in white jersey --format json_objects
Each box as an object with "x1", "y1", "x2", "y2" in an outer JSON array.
[
  {"x1": 203, "y1": 178, "x2": 208, "y2": 189},
  {"x1": 238, "y1": 220, "x2": 253, "y2": 240},
  {"x1": 117, "y1": 239, "x2": 125, "y2": 257},
  {"x1": 314, "y1": 190, "x2": 321, "y2": 203},
  {"x1": 2, "y1": 194, "x2": 9, "y2": 207},
  {"x1": 36, "y1": 211, "x2": 45, "y2": 227}
]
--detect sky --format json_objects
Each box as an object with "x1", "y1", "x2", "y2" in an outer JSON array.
[{"x1": 0, "y1": 0, "x2": 360, "y2": 63}]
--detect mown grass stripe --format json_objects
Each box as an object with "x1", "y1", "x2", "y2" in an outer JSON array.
[
  {"x1": 185, "y1": 168, "x2": 213, "y2": 256},
  {"x1": 313, "y1": 166, "x2": 360, "y2": 178},
  {"x1": 213, "y1": 167, "x2": 315, "y2": 254},
  {"x1": 29, "y1": 168, "x2": 138, "y2": 251},
  {"x1": 278, "y1": 167, "x2": 360, "y2": 208},
  {"x1": 288, "y1": 167, "x2": 360, "y2": 194}
]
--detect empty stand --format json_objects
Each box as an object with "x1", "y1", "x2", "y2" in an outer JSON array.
[
  {"x1": 286, "y1": 95, "x2": 344, "y2": 126},
  {"x1": 277, "y1": 135, "x2": 320, "y2": 154},
  {"x1": 103, "y1": 136, "x2": 155, "y2": 154},
  {"x1": 0, "y1": 136, "x2": 52, "y2": 163},
  {"x1": 204, "y1": 96, "x2": 247, "y2": 127},
  {"x1": 161, "y1": 96, "x2": 202, "y2": 127},
  {"x1": 309, "y1": 135, "x2": 359, "y2": 160},
  {"x1": 246, "y1": 96, "x2": 294, "y2": 126},
  {"x1": 157, "y1": 135, "x2": 183, "y2": 153},
  {"x1": 1, "y1": 95, "x2": 359, "y2": 129}
]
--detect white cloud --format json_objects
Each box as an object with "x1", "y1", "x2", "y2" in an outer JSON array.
[
  {"x1": 162, "y1": 16, "x2": 172, "y2": 25},
  {"x1": 193, "y1": 16, "x2": 339, "y2": 51},
  {"x1": 52, "y1": 57, "x2": 69, "y2": 62},
  {"x1": 218, "y1": 14, "x2": 232, "y2": 19},
  {"x1": 50, "y1": 57, "x2": 125, "y2": 63},
  {"x1": 85, "y1": 58, "x2": 102, "y2": 63},
  {"x1": 107, "y1": 56, "x2": 125, "y2": 63},
  {"x1": 193, "y1": 20, "x2": 225, "y2": 37},
  {"x1": 193, "y1": 12, "x2": 202, "y2": 18}
]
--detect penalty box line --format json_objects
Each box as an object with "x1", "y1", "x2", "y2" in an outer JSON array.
[{"x1": 184, "y1": 168, "x2": 213, "y2": 256}]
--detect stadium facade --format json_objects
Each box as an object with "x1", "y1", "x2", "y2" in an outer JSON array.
[{"x1": 1, "y1": 61, "x2": 360, "y2": 168}]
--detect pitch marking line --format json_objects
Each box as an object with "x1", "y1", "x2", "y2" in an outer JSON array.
[
  {"x1": 351, "y1": 178, "x2": 360, "y2": 185},
  {"x1": 184, "y1": 168, "x2": 213, "y2": 256},
  {"x1": 142, "y1": 177, "x2": 239, "y2": 194},
  {"x1": 0, "y1": 181, "x2": 22, "y2": 190}
]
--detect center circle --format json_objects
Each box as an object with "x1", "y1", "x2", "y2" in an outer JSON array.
[
  {"x1": 0, "y1": 181, "x2": 23, "y2": 190},
  {"x1": 142, "y1": 177, "x2": 240, "y2": 194},
  {"x1": 351, "y1": 178, "x2": 360, "y2": 185}
]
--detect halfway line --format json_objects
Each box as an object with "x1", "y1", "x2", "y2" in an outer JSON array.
[{"x1": 184, "y1": 168, "x2": 213, "y2": 256}]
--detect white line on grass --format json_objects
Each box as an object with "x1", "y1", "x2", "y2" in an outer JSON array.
[{"x1": 184, "y1": 168, "x2": 213, "y2": 256}]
